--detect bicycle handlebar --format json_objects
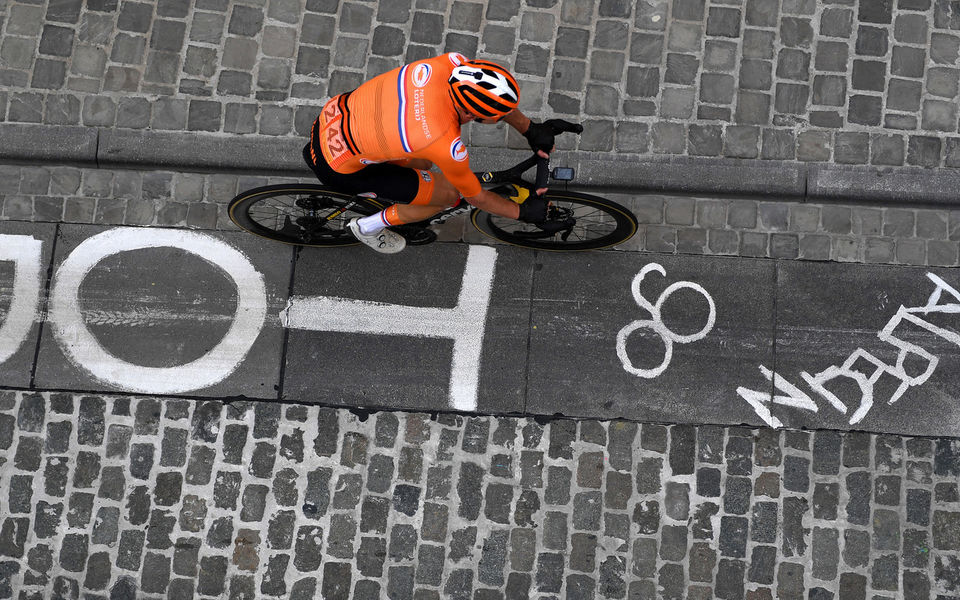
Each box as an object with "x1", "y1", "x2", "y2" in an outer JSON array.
[
  {"x1": 534, "y1": 156, "x2": 549, "y2": 191},
  {"x1": 534, "y1": 120, "x2": 582, "y2": 191},
  {"x1": 543, "y1": 120, "x2": 584, "y2": 136},
  {"x1": 476, "y1": 119, "x2": 584, "y2": 191}
]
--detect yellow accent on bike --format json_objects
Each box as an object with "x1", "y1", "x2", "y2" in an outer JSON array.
[{"x1": 505, "y1": 183, "x2": 530, "y2": 204}]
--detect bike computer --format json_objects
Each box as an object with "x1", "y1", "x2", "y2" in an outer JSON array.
[{"x1": 551, "y1": 167, "x2": 574, "y2": 181}]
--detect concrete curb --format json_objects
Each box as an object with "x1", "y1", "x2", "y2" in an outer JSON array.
[
  {"x1": 0, "y1": 123, "x2": 99, "y2": 167},
  {"x1": 3, "y1": 123, "x2": 959, "y2": 206},
  {"x1": 571, "y1": 151, "x2": 807, "y2": 197},
  {"x1": 97, "y1": 129, "x2": 309, "y2": 174},
  {"x1": 807, "y1": 163, "x2": 960, "y2": 204}
]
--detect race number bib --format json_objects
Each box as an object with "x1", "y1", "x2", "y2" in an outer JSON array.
[{"x1": 320, "y1": 97, "x2": 352, "y2": 169}]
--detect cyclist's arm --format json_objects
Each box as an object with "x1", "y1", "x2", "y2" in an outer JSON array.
[
  {"x1": 502, "y1": 110, "x2": 531, "y2": 136},
  {"x1": 427, "y1": 129, "x2": 521, "y2": 220},
  {"x1": 464, "y1": 189, "x2": 520, "y2": 219},
  {"x1": 502, "y1": 109, "x2": 550, "y2": 161}
]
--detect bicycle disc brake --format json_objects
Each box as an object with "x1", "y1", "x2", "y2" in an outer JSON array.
[
  {"x1": 509, "y1": 206, "x2": 575, "y2": 239},
  {"x1": 291, "y1": 195, "x2": 349, "y2": 241}
]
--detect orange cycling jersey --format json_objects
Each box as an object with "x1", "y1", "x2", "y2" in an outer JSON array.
[{"x1": 311, "y1": 53, "x2": 483, "y2": 199}]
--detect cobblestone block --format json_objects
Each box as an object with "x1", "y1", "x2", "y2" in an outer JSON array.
[
  {"x1": 907, "y1": 136, "x2": 941, "y2": 167},
  {"x1": 783, "y1": 431, "x2": 810, "y2": 452},
  {"x1": 933, "y1": 510, "x2": 960, "y2": 549},
  {"x1": 869, "y1": 134, "x2": 904, "y2": 166},
  {"x1": 926, "y1": 67, "x2": 959, "y2": 98},
  {"x1": 916, "y1": 210, "x2": 947, "y2": 240},
  {"x1": 197, "y1": 555, "x2": 228, "y2": 596},
  {"x1": 935, "y1": 554, "x2": 960, "y2": 591},
  {"x1": 788, "y1": 205, "x2": 818, "y2": 233},
  {"x1": 354, "y1": 535, "x2": 384, "y2": 578},
  {"x1": 572, "y1": 490, "x2": 601, "y2": 530},
  {"x1": 724, "y1": 125, "x2": 759, "y2": 158},
  {"x1": 661, "y1": 87, "x2": 696, "y2": 119},
  {"x1": 675, "y1": 228, "x2": 706, "y2": 253},
  {"x1": 719, "y1": 515, "x2": 748, "y2": 559},
  {"x1": 864, "y1": 237, "x2": 897, "y2": 262},
  {"x1": 689, "y1": 124, "x2": 723, "y2": 156},
  {"x1": 714, "y1": 558, "x2": 745, "y2": 599},
  {"x1": 702, "y1": 229, "x2": 734, "y2": 255},
  {"x1": 896, "y1": 238, "x2": 925, "y2": 264},
  {"x1": 923, "y1": 99, "x2": 958, "y2": 132},
  {"x1": 658, "y1": 524, "x2": 687, "y2": 562},
  {"x1": 928, "y1": 240, "x2": 959, "y2": 266},
  {"x1": 883, "y1": 209, "x2": 915, "y2": 237}
]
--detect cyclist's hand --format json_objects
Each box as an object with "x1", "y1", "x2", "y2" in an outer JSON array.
[
  {"x1": 523, "y1": 121, "x2": 555, "y2": 155},
  {"x1": 516, "y1": 192, "x2": 548, "y2": 224},
  {"x1": 523, "y1": 119, "x2": 583, "y2": 155}
]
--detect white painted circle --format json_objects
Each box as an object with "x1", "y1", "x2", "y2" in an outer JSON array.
[
  {"x1": 654, "y1": 281, "x2": 716, "y2": 344},
  {"x1": 48, "y1": 228, "x2": 267, "y2": 394},
  {"x1": 616, "y1": 319, "x2": 673, "y2": 379}
]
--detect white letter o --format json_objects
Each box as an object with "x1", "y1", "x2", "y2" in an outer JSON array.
[{"x1": 48, "y1": 228, "x2": 266, "y2": 394}]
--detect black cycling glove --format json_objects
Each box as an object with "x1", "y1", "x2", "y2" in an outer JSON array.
[
  {"x1": 516, "y1": 192, "x2": 548, "y2": 224},
  {"x1": 523, "y1": 119, "x2": 584, "y2": 155},
  {"x1": 523, "y1": 120, "x2": 558, "y2": 155}
]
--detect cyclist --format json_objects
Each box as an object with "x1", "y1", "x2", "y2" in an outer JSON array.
[{"x1": 304, "y1": 52, "x2": 564, "y2": 253}]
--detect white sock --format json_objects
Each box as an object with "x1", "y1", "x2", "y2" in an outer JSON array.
[{"x1": 357, "y1": 211, "x2": 390, "y2": 235}]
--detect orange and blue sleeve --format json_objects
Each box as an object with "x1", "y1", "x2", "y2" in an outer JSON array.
[{"x1": 427, "y1": 131, "x2": 482, "y2": 198}]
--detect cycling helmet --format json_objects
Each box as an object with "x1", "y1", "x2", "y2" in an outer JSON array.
[{"x1": 448, "y1": 60, "x2": 520, "y2": 121}]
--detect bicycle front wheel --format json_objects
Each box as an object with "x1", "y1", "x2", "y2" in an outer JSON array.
[
  {"x1": 228, "y1": 184, "x2": 385, "y2": 247},
  {"x1": 470, "y1": 191, "x2": 638, "y2": 251}
]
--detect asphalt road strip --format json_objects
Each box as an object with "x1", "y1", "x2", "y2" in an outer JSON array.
[{"x1": 1, "y1": 222, "x2": 958, "y2": 436}]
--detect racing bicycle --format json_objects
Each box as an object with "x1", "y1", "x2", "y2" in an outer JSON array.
[{"x1": 228, "y1": 126, "x2": 638, "y2": 252}]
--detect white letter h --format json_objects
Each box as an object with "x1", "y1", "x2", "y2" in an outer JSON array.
[{"x1": 280, "y1": 246, "x2": 497, "y2": 411}]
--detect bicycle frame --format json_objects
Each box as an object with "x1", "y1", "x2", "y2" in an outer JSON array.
[
  {"x1": 408, "y1": 153, "x2": 551, "y2": 229},
  {"x1": 227, "y1": 151, "x2": 637, "y2": 250}
]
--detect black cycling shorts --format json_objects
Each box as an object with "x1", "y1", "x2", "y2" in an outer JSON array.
[{"x1": 302, "y1": 143, "x2": 431, "y2": 205}]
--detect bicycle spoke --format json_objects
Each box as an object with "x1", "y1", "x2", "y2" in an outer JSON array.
[
  {"x1": 230, "y1": 186, "x2": 372, "y2": 246},
  {"x1": 475, "y1": 195, "x2": 636, "y2": 251},
  {"x1": 488, "y1": 202, "x2": 617, "y2": 242},
  {"x1": 246, "y1": 194, "x2": 350, "y2": 237}
]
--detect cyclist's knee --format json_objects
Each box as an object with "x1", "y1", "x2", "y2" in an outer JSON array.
[
  {"x1": 428, "y1": 177, "x2": 459, "y2": 208},
  {"x1": 433, "y1": 189, "x2": 459, "y2": 208}
]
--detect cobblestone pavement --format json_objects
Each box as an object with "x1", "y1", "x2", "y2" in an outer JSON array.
[
  {"x1": 3, "y1": 162, "x2": 960, "y2": 267},
  {"x1": 7, "y1": 5, "x2": 960, "y2": 599},
  {"x1": 1, "y1": 391, "x2": 960, "y2": 599},
  {"x1": 4, "y1": 0, "x2": 960, "y2": 168}
]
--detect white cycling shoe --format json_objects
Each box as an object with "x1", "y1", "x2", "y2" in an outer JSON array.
[{"x1": 347, "y1": 218, "x2": 406, "y2": 254}]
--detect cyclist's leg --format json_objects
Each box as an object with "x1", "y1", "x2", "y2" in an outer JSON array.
[
  {"x1": 392, "y1": 170, "x2": 459, "y2": 223},
  {"x1": 304, "y1": 146, "x2": 457, "y2": 234},
  {"x1": 353, "y1": 168, "x2": 453, "y2": 234}
]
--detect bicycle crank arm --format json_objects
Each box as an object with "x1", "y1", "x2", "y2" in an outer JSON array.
[{"x1": 323, "y1": 200, "x2": 363, "y2": 222}]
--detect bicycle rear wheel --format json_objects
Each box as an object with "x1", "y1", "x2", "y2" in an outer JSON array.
[
  {"x1": 470, "y1": 191, "x2": 638, "y2": 251},
  {"x1": 228, "y1": 184, "x2": 385, "y2": 247}
]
